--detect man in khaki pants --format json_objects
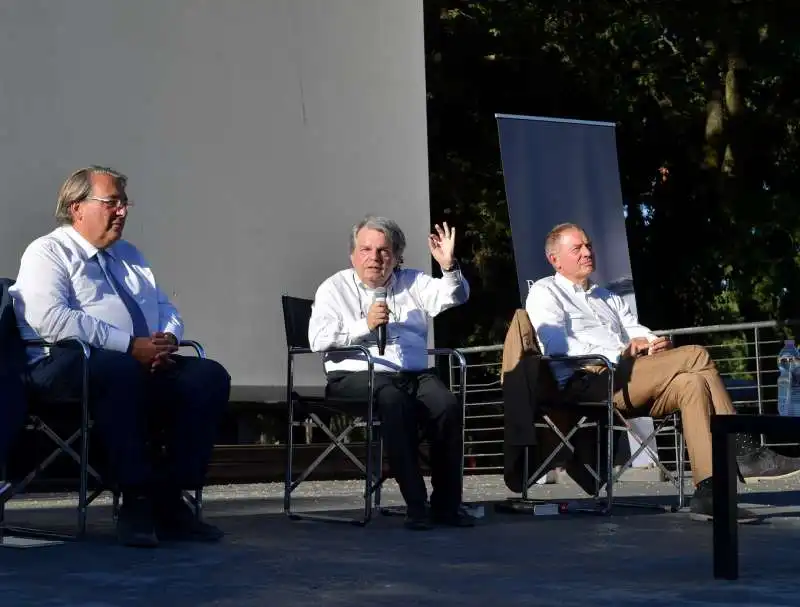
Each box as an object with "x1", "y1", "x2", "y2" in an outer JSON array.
[{"x1": 525, "y1": 222, "x2": 800, "y2": 521}]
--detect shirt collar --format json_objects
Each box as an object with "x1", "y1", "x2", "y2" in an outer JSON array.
[
  {"x1": 554, "y1": 271, "x2": 596, "y2": 294},
  {"x1": 61, "y1": 225, "x2": 117, "y2": 260},
  {"x1": 351, "y1": 269, "x2": 397, "y2": 293}
]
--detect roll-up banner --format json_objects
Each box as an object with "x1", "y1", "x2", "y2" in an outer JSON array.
[{"x1": 496, "y1": 114, "x2": 656, "y2": 467}]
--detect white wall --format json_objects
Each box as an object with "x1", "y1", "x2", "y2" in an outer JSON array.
[{"x1": 0, "y1": 0, "x2": 431, "y2": 392}]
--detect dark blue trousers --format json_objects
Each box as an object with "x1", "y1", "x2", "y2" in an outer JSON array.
[
  {"x1": 0, "y1": 367, "x2": 26, "y2": 470},
  {"x1": 28, "y1": 347, "x2": 230, "y2": 493}
]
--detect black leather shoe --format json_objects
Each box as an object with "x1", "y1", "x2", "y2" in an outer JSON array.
[
  {"x1": 117, "y1": 494, "x2": 159, "y2": 548},
  {"x1": 155, "y1": 498, "x2": 224, "y2": 542},
  {"x1": 430, "y1": 509, "x2": 477, "y2": 528},
  {"x1": 402, "y1": 502, "x2": 433, "y2": 530},
  {"x1": 403, "y1": 515, "x2": 434, "y2": 531},
  {"x1": 688, "y1": 479, "x2": 759, "y2": 524},
  {"x1": 738, "y1": 447, "x2": 800, "y2": 483}
]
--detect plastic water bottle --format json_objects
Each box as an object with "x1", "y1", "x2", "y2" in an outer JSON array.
[{"x1": 777, "y1": 340, "x2": 800, "y2": 416}]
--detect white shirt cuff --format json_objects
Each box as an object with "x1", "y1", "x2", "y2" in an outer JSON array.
[
  {"x1": 162, "y1": 323, "x2": 184, "y2": 343},
  {"x1": 106, "y1": 327, "x2": 134, "y2": 353},
  {"x1": 346, "y1": 318, "x2": 372, "y2": 344},
  {"x1": 441, "y1": 268, "x2": 462, "y2": 284}
]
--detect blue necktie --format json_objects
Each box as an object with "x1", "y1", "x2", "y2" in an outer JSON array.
[{"x1": 96, "y1": 250, "x2": 150, "y2": 337}]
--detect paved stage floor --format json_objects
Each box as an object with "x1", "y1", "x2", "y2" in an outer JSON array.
[{"x1": 1, "y1": 473, "x2": 800, "y2": 606}]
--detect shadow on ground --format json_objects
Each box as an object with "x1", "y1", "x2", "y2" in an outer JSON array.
[{"x1": 1, "y1": 482, "x2": 800, "y2": 606}]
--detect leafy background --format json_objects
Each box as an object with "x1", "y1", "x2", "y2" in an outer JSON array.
[{"x1": 425, "y1": 0, "x2": 800, "y2": 349}]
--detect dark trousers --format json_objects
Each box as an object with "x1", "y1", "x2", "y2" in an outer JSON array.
[
  {"x1": 27, "y1": 347, "x2": 230, "y2": 495},
  {"x1": 326, "y1": 369, "x2": 463, "y2": 517}
]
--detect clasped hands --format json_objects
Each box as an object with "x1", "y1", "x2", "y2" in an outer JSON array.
[
  {"x1": 623, "y1": 335, "x2": 673, "y2": 359},
  {"x1": 130, "y1": 331, "x2": 179, "y2": 372}
]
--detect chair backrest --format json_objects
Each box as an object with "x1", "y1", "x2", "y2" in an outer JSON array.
[
  {"x1": 0, "y1": 277, "x2": 28, "y2": 466},
  {"x1": 501, "y1": 308, "x2": 561, "y2": 401},
  {"x1": 0, "y1": 278, "x2": 26, "y2": 374},
  {"x1": 281, "y1": 294, "x2": 314, "y2": 350}
]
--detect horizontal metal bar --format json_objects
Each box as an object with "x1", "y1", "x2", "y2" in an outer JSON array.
[
  {"x1": 457, "y1": 319, "x2": 800, "y2": 355},
  {"x1": 495, "y1": 113, "x2": 617, "y2": 127},
  {"x1": 464, "y1": 387, "x2": 502, "y2": 395},
  {"x1": 464, "y1": 362, "x2": 501, "y2": 370},
  {"x1": 654, "y1": 320, "x2": 799, "y2": 335},
  {"x1": 457, "y1": 345, "x2": 503, "y2": 354}
]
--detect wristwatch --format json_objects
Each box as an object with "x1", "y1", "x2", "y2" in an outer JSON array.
[{"x1": 442, "y1": 259, "x2": 460, "y2": 273}]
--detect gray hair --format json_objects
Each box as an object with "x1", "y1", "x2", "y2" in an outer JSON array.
[
  {"x1": 55, "y1": 165, "x2": 128, "y2": 225},
  {"x1": 350, "y1": 215, "x2": 406, "y2": 261},
  {"x1": 544, "y1": 222, "x2": 586, "y2": 257}
]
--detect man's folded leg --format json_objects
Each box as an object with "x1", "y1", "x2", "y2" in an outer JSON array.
[
  {"x1": 645, "y1": 366, "x2": 758, "y2": 523},
  {"x1": 28, "y1": 346, "x2": 160, "y2": 547},
  {"x1": 638, "y1": 346, "x2": 800, "y2": 482},
  {"x1": 572, "y1": 349, "x2": 760, "y2": 522}
]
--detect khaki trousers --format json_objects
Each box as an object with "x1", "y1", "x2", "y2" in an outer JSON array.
[{"x1": 564, "y1": 345, "x2": 736, "y2": 485}]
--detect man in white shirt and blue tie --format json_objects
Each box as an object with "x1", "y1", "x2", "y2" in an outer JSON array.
[
  {"x1": 10, "y1": 166, "x2": 230, "y2": 547},
  {"x1": 525, "y1": 222, "x2": 800, "y2": 522},
  {"x1": 309, "y1": 216, "x2": 472, "y2": 529}
]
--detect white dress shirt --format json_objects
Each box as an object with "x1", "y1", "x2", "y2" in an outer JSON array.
[
  {"x1": 524, "y1": 272, "x2": 656, "y2": 385},
  {"x1": 309, "y1": 267, "x2": 469, "y2": 373},
  {"x1": 10, "y1": 225, "x2": 184, "y2": 363}
]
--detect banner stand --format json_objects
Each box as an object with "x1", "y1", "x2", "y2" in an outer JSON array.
[{"x1": 496, "y1": 113, "x2": 658, "y2": 469}]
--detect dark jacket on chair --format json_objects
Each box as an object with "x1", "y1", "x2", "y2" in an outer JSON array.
[
  {"x1": 500, "y1": 310, "x2": 560, "y2": 492},
  {"x1": 500, "y1": 309, "x2": 605, "y2": 495},
  {"x1": 0, "y1": 278, "x2": 28, "y2": 467}
]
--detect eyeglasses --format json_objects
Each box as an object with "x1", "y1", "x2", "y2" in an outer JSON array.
[{"x1": 85, "y1": 196, "x2": 134, "y2": 210}]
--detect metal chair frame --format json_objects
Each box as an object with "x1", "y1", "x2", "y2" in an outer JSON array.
[
  {"x1": 0, "y1": 338, "x2": 206, "y2": 543},
  {"x1": 506, "y1": 354, "x2": 687, "y2": 515}
]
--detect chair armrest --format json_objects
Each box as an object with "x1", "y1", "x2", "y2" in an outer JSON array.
[
  {"x1": 543, "y1": 353, "x2": 615, "y2": 407},
  {"x1": 23, "y1": 337, "x2": 91, "y2": 360},
  {"x1": 290, "y1": 344, "x2": 376, "y2": 372},
  {"x1": 179, "y1": 339, "x2": 206, "y2": 359},
  {"x1": 426, "y1": 347, "x2": 467, "y2": 371},
  {"x1": 543, "y1": 353, "x2": 614, "y2": 371}
]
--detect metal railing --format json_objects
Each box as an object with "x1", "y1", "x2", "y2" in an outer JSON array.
[{"x1": 450, "y1": 320, "x2": 800, "y2": 475}]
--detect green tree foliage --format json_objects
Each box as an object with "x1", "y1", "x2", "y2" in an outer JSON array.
[{"x1": 426, "y1": 0, "x2": 800, "y2": 347}]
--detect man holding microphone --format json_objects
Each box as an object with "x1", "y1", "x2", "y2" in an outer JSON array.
[{"x1": 309, "y1": 216, "x2": 471, "y2": 529}]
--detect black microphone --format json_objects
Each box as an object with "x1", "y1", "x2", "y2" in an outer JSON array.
[{"x1": 374, "y1": 287, "x2": 387, "y2": 355}]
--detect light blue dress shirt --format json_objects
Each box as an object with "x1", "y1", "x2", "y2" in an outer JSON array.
[{"x1": 10, "y1": 226, "x2": 183, "y2": 363}]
